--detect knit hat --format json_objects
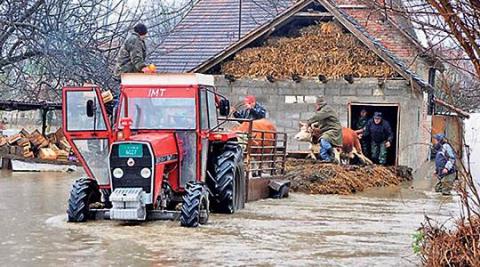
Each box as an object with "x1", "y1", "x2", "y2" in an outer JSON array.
[
  {"x1": 244, "y1": 95, "x2": 256, "y2": 104},
  {"x1": 134, "y1": 23, "x2": 148, "y2": 36},
  {"x1": 316, "y1": 95, "x2": 326, "y2": 105},
  {"x1": 374, "y1": 112, "x2": 383, "y2": 118}
]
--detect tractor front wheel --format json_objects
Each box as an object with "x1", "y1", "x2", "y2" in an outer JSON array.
[
  {"x1": 208, "y1": 141, "x2": 246, "y2": 214},
  {"x1": 180, "y1": 182, "x2": 209, "y2": 227},
  {"x1": 67, "y1": 178, "x2": 101, "y2": 222}
]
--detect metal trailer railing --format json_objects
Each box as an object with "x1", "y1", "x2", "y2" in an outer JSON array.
[{"x1": 220, "y1": 118, "x2": 288, "y2": 179}]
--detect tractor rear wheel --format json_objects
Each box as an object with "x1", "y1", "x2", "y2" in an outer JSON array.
[
  {"x1": 208, "y1": 141, "x2": 246, "y2": 214},
  {"x1": 180, "y1": 182, "x2": 209, "y2": 227},
  {"x1": 67, "y1": 178, "x2": 101, "y2": 222}
]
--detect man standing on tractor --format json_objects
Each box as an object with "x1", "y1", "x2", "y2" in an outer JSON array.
[
  {"x1": 109, "y1": 23, "x2": 155, "y2": 116},
  {"x1": 433, "y1": 133, "x2": 456, "y2": 195},
  {"x1": 232, "y1": 95, "x2": 266, "y2": 120},
  {"x1": 115, "y1": 23, "x2": 153, "y2": 77},
  {"x1": 363, "y1": 112, "x2": 393, "y2": 165},
  {"x1": 306, "y1": 96, "x2": 343, "y2": 162}
]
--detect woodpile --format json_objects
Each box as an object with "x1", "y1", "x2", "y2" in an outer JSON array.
[
  {"x1": 0, "y1": 128, "x2": 73, "y2": 162},
  {"x1": 285, "y1": 159, "x2": 412, "y2": 195},
  {"x1": 222, "y1": 22, "x2": 397, "y2": 79}
]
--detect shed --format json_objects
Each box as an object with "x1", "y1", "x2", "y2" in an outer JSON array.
[{"x1": 153, "y1": 0, "x2": 466, "y2": 170}]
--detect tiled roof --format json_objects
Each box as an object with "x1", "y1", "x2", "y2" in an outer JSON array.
[
  {"x1": 153, "y1": 0, "x2": 435, "y2": 93},
  {"x1": 332, "y1": 6, "x2": 435, "y2": 92},
  {"x1": 150, "y1": 0, "x2": 294, "y2": 72}
]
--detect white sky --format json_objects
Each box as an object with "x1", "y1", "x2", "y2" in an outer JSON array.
[{"x1": 465, "y1": 113, "x2": 480, "y2": 180}]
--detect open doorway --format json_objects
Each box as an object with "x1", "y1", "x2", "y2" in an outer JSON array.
[{"x1": 349, "y1": 103, "x2": 400, "y2": 166}]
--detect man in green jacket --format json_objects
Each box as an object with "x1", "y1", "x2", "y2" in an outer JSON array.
[
  {"x1": 115, "y1": 23, "x2": 150, "y2": 77},
  {"x1": 307, "y1": 96, "x2": 343, "y2": 162},
  {"x1": 354, "y1": 108, "x2": 370, "y2": 157}
]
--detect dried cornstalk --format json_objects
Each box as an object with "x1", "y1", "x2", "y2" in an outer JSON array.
[{"x1": 222, "y1": 22, "x2": 398, "y2": 79}]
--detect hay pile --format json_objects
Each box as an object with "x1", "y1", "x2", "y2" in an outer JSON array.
[
  {"x1": 419, "y1": 217, "x2": 480, "y2": 266},
  {"x1": 285, "y1": 159, "x2": 412, "y2": 195},
  {"x1": 222, "y1": 22, "x2": 397, "y2": 79}
]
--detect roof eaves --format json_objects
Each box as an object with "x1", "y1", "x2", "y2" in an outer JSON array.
[{"x1": 434, "y1": 98, "x2": 470, "y2": 119}]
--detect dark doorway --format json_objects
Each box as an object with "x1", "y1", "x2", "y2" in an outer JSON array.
[{"x1": 349, "y1": 104, "x2": 399, "y2": 166}]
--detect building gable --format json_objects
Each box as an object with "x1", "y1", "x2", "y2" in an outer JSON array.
[{"x1": 153, "y1": 0, "x2": 435, "y2": 93}]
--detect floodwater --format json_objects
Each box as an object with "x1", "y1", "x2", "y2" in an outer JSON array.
[{"x1": 0, "y1": 164, "x2": 461, "y2": 267}]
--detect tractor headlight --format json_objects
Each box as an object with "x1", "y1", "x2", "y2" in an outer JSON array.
[
  {"x1": 140, "y1": 168, "x2": 151, "y2": 178},
  {"x1": 113, "y1": 168, "x2": 124, "y2": 178}
]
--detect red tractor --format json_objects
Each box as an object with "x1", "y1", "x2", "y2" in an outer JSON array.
[{"x1": 62, "y1": 73, "x2": 252, "y2": 227}]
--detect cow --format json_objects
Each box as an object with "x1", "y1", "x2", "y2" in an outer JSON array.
[
  {"x1": 232, "y1": 119, "x2": 277, "y2": 177},
  {"x1": 294, "y1": 122, "x2": 372, "y2": 165}
]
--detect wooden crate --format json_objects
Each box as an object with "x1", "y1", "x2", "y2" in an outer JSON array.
[{"x1": 38, "y1": 148, "x2": 58, "y2": 161}]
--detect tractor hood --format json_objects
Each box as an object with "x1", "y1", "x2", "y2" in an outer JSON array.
[{"x1": 128, "y1": 132, "x2": 178, "y2": 157}]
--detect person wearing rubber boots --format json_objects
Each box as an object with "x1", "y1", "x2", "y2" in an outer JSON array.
[
  {"x1": 433, "y1": 133, "x2": 456, "y2": 195},
  {"x1": 363, "y1": 112, "x2": 393, "y2": 165},
  {"x1": 306, "y1": 96, "x2": 342, "y2": 162}
]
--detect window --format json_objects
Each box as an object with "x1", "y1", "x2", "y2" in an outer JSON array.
[
  {"x1": 66, "y1": 90, "x2": 106, "y2": 131},
  {"x1": 207, "y1": 91, "x2": 218, "y2": 129},
  {"x1": 121, "y1": 97, "x2": 196, "y2": 130},
  {"x1": 200, "y1": 90, "x2": 209, "y2": 130},
  {"x1": 73, "y1": 139, "x2": 110, "y2": 185}
]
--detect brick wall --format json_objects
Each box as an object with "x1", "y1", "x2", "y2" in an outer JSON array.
[{"x1": 215, "y1": 75, "x2": 432, "y2": 171}]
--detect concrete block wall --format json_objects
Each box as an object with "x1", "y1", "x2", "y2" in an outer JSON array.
[{"x1": 214, "y1": 75, "x2": 431, "y2": 171}]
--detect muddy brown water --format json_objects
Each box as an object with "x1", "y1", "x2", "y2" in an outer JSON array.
[{"x1": 0, "y1": 164, "x2": 460, "y2": 267}]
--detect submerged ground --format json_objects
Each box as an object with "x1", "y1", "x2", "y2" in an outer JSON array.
[{"x1": 0, "y1": 162, "x2": 460, "y2": 267}]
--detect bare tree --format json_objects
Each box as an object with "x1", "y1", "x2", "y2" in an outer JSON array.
[
  {"x1": 356, "y1": 0, "x2": 479, "y2": 111},
  {"x1": 0, "y1": 0, "x2": 194, "y2": 101}
]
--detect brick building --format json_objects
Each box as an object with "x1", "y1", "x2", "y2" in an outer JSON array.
[{"x1": 152, "y1": 0, "x2": 467, "y2": 170}]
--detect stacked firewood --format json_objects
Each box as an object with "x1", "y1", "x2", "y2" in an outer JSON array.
[
  {"x1": 221, "y1": 22, "x2": 397, "y2": 79},
  {"x1": 0, "y1": 128, "x2": 73, "y2": 161}
]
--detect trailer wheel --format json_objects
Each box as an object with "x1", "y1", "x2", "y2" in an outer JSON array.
[
  {"x1": 67, "y1": 178, "x2": 101, "y2": 222},
  {"x1": 180, "y1": 182, "x2": 209, "y2": 227},
  {"x1": 208, "y1": 141, "x2": 246, "y2": 214}
]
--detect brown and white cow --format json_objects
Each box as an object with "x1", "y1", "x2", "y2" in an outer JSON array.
[{"x1": 294, "y1": 122, "x2": 372, "y2": 165}]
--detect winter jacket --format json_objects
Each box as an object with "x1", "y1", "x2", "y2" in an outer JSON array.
[
  {"x1": 355, "y1": 116, "x2": 368, "y2": 130},
  {"x1": 115, "y1": 32, "x2": 147, "y2": 76},
  {"x1": 306, "y1": 104, "x2": 343, "y2": 147},
  {"x1": 435, "y1": 142, "x2": 456, "y2": 177},
  {"x1": 364, "y1": 119, "x2": 393, "y2": 144},
  {"x1": 233, "y1": 103, "x2": 266, "y2": 120}
]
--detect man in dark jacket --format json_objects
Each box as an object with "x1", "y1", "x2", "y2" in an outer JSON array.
[
  {"x1": 115, "y1": 23, "x2": 150, "y2": 77},
  {"x1": 354, "y1": 108, "x2": 370, "y2": 157},
  {"x1": 363, "y1": 112, "x2": 393, "y2": 165},
  {"x1": 433, "y1": 133, "x2": 456, "y2": 195},
  {"x1": 233, "y1": 95, "x2": 266, "y2": 120},
  {"x1": 307, "y1": 96, "x2": 343, "y2": 162}
]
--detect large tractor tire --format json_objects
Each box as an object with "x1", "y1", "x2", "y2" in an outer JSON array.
[
  {"x1": 67, "y1": 178, "x2": 101, "y2": 222},
  {"x1": 180, "y1": 182, "x2": 209, "y2": 227},
  {"x1": 207, "y1": 141, "x2": 246, "y2": 214}
]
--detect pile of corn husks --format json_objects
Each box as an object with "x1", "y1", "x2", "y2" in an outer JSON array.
[
  {"x1": 285, "y1": 159, "x2": 412, "y2": 195},
  {"x1": 222, "y1": 22, "x2": 397, "y2": 79}
]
